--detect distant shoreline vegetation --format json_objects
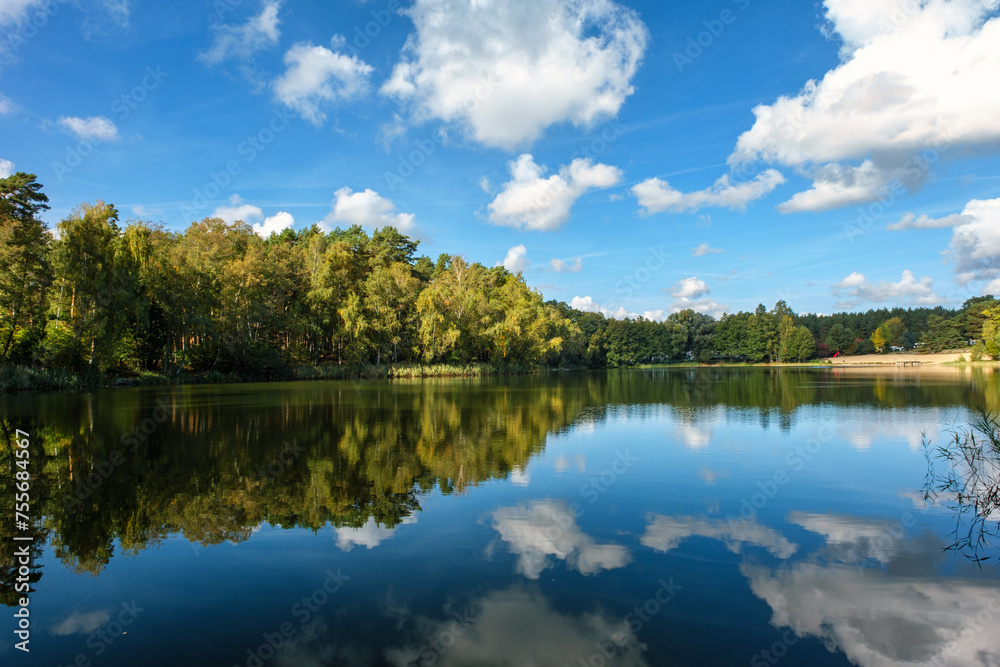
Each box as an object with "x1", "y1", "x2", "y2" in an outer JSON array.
[{"x1": 1, "y1": 172, "x2": 999, "y2": 393}]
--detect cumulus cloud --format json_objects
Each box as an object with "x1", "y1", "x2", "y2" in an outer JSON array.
[
  {"x1": 663, "y1": 277, "x2": 728, "y2": 318},
  {"x1": 211, "y1": 194, "x2": 263, "y2": 224},
  {"x1": 944, "y1": 197, "x2": 1000, "y2": 290},
  {"x1": 691, "y1": 243, "x2": 723, "y2": 257},
  {"x1": 787, "y1": 512, "x2": 909, "y2": 565},
  {"x1": 492, "y1": 501, "x2": 631, "y2": 579},
  {"x1": 551, "y1": 257, "x2": 582, "y2": 273},
  {"x1": 383, "y1": 588, "x2": 649, "y2": 667},
  {"x1": 570, "y1": 296, "x2": 635, "y2": 320},
  {"x1": 57, "y1": 116, "x2": 119, "y2": 142},
  {"x1": 498, "y1": 244, "x2": 529, "y2": 273},
  {"x1": 776, "y1": 160, "x2": 903, "y2": 213},
  {"x1": 252, "y1": 211, "x2": 294, "y2": 238},
  {"x1": 0, "y1": 158, "x2": 13, "y2": 178},
  {"x1": 641, "y1": 514, "x2": 798, "y2": 559},
  {"x1": 887, "y1": 211, "x2": 973, "y2": 230},
  {"x1": 671, "y1": 298, "x2": 729, "y2": 319},
  {"x1": 380, "y1": 0, "x2": 648, "y2": 148},
  {"x1": 669, "y1": 277, "x2": 710, "y2": 299},
  {"x1": 333, "y1": 515, "x2": 417, "y2": 552},
  {"x1": 199, "y1": 0, "x2": 281, "y2": 65},
  {"x1": 831, "y1": 269, "x2": 943, "y2": 308},
  {"x1": 742, "y1": 554, "x2": 1000, "y2": 667},
  {"x1": 323, "y1": 187, "x2": 416, "y2": 233},
  {"x1": 632, "y1": 170, "x2": 785, "y2": 215},
  {"x1": 273, "y1": 39, "x2": 373, "y2": 126},
  {"x1": 730, "y1": 0, "x2": 1000, "y2": 211},
  {"x1": 488, "y1": 154, "x2": 622, "y2": 231}
]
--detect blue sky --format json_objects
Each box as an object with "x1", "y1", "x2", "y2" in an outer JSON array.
[{"x1": 1, "y1": 0, "x2": 998, "y2": 318}]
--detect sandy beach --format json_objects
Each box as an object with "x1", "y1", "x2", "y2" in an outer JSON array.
[{"x1": 830, "y1": 351, "x2": 982, "y2": 366}]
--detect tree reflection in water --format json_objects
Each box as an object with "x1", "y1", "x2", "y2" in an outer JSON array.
[{"x1": 1, "y1": 366, "x2": 998, "y2": 606}]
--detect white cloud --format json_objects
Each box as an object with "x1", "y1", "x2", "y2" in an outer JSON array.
[
  {"x1": 333, "y1": 515, "x2": 417, "y2": 552},
  {"x1": 887, "y1": 211, "x2": 973, "y2": 230},
  {"x1": 551, "y1": 257, "x2": 583, "y2": 273},
  {"x1": 642, "y1": 309, "x2": 667, "y2": 322},
  {"x1": 674, "y1": 421, "x2": 713, "y2": 450},
  {"x1": 0, "y1": 0, "x2": 44, "y2": 25},
  {"x1": 833, "y1": 271, "x2": 867, "y2": 289},
  {"x1": 381, "y1": 0, "x2": 648, "y2": 149},
  {"x1": 57, "y1": 115, "x2": 119, "y2": 142},
  {"x1": 211, "y1": 194, "x2": 263, "y2": 224},
  {"x1": 510, "y1": 467, "x2": 530, "y2": 487},
  {"x1": 199, "y1": 0, "x2": 281, "y2": 65},
  {"x1": 51, "y1": 610, "x2": 111, "y2": 636},
  {"x1": 498, "y1": 244, "x2": 529, "y2": 273},
  {"x1": 670, "y1": 298, "x2": 729, "y2": 319},
  {"x1": 273, "y1": 40, "x2": 373, "y2": 126},
  {"x1": 670, "y1": 277, "x2": 710, "y2": 299},
  {"x1": 641, "y1": 514, "x2": 798, "y2": 559},
  {"x1": 570, "y1": 296, "x2": 635, "y2": 320},
  {"x1": 252, "y1": 210, "x2": 294, "y2": 238},
  {"x1": 831, "y1": 269, "x2": 943, "y2": 308},
  {"x1": 323, "y1": 187, "x2": 416, "y2": 233},
  {"x1": 0, "y1": 158, "x2": 13, "y2": 178},
  {"x1": 632, "y1": 170, "x2": 785, "y2": 215},
  {"x1": 944, "y1": 197, "x2": 1000, "y2": 288},
  {"x1": 131, "y1": 204, "x2": 164, "y2": 218},
  {"x1": 664, "y1": 277, "x2": 729, "y2": 319},
  {"x1": 743, "y1": 557, "x2": 1000, "y2": 667},
  {"x1": 377, "y1": 113, "x2": 408, "y2": 152},
  {"x1": 0, "y1": 95, "x2": 12, "y2": 114},
  {"x1": 730, "y1": 0, "x2": 1000, "y2": 211},
  {"x1": 691, "y1": 243, "x2": 723, "y2": 257},
  {"x1": 488, "y1": 154, "x2": 622, "y2": 232},
  {"x1": 776, "y1": 160, "x2": 902, "y2": 213},
  {"x1": 383, "y1": 588, "x2": 650, "y2": 667},
  {"x1": 788, "y1": 512, "x2": 903, "y2": 564},
  {"x1": 492, "y1": 501, "x2": 630, "y2": 580}
]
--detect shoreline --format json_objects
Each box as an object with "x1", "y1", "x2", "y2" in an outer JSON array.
[{"x1": 5, "y1": 355, "x2": 997, "y2": 395}]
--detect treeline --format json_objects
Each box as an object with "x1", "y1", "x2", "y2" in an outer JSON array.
[
  {"x1": 1, "y1": 172, "x2": 997, "y2": 383},
  {"x1": 1, "y1": 173, "x2": 575, "y2": 376},
  {"x1": 797, "y1": 297, "x2": 998, "y2": 356}
]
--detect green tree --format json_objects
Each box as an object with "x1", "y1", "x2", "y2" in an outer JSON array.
[
  {"x1": 883, "y1": 317, "x2": 906, "y2": 347},
  {"x1": 416, "y1": 256, "x2": 490, "y2": 363},
  {"x1": 45, "y1": 202, "x2": 142, "y2": 372},
  {"x1": 921, "y1": 315, "x2": 965, "y2": 353},
  {"x1": 825, "y1": 323, "x2": 855, "y2": 355},
  {"x1": 0, "y1": 173, "x2": 52, "y2": 363},
  {"x1": 982, "y1": 307, "x2": 1000, "y2": 359},
  {"x1": 789, "y1": 326, "x2": 816, "y2": 361}
]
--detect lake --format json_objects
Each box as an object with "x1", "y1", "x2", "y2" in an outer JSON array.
[{"x1": 3, "y1": 367, "x2": 1000, "y2": 666}]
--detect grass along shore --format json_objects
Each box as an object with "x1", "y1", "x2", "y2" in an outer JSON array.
[{"x1": 0, "y1": 361, "x2": 544, "y2": 394}]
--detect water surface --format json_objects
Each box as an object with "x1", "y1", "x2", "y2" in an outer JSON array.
[{"x1": 2, "y1": 368, "x2": 999, "y2": 666}]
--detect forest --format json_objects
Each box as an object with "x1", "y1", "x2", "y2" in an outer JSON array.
[{"x1": 1, "y1": 172, "x2": 998, "y2": 386}]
